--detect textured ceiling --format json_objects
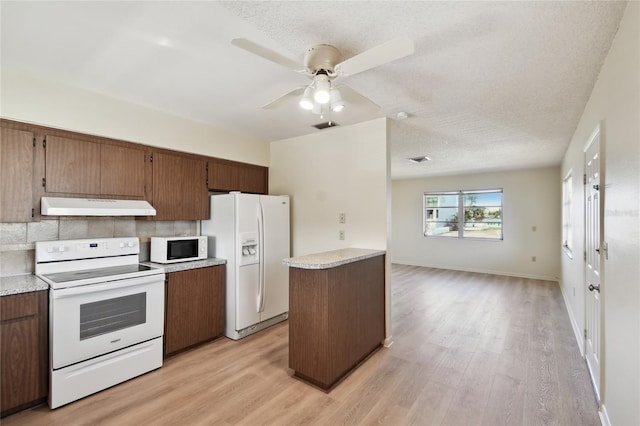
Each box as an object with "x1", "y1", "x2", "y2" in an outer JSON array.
[{"x1": 1, "y1": 1, "x2": 627, "y2": 179}]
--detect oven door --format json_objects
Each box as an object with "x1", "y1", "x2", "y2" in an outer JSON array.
[{"x1": 50, "y1": 274, "x2": 164, "y2": 370}]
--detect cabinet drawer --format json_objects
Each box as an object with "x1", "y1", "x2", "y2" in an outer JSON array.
[{"x1": 0, "y1": 293, "x2": 40, "y2": 322}]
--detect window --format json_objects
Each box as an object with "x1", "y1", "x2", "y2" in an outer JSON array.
[
  {"x1": 562, "y1": 172, "x2": 573, "y2": 256},
  {"x1": 424, "y1": 189, "x2": 503, "y2": 239}
]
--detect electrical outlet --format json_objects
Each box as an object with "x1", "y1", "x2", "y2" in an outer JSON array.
[
  {"x1": 339, "y1": 213, "x2": 346, "y2": 224},
  {"x1": 339, "y1": 230, "x2": 345, "y2": 240},
  {"x1": 532, "y1": 256, "x2": 537, "y2": 262}
]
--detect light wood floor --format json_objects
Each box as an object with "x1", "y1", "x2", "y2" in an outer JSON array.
[{"x1": 5, "y1": 265, "x2": 599, "y2": 425}]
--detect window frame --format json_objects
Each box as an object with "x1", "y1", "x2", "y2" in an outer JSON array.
[{"x1": 423, "y1": 189, "x2": 503, "y2": 240}]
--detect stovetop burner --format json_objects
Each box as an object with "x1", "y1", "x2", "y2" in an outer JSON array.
[{"x1": 42, "y1": 264, "x2": 156, "y2": 284}]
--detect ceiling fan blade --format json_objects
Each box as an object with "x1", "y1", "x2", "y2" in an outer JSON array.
[
  {"x1": 336, "y1": 85, "x2": 381, "y2": 113},
  {"x1": 231, "y1": 38, "x2": 305, "y2": 72},
  {"x1": 334, "y1": 36, "x2": 415, "y2": 77},
  {"x1": 261, "y1": 87, "x2": 306, "y2": 109}
]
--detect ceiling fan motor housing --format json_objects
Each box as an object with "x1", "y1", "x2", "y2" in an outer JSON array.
[{"x1": 304, "y1": 44, "x2": 342, "y2": 76}]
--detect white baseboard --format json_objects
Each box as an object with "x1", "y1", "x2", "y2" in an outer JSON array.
[
  {"x1": 559, "y1": 279, "x2": 585, "y2": 354},
  {"x1": 383, "y1": 336, "x2": 394, "y2": 347},
  {"x1": 599, "y1": 404, "x2": 611, "y2": 426},
  {"x1": 391, "y1": 260, "x2": 559, "y2": 282}
]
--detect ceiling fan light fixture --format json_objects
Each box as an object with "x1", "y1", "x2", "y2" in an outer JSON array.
[
  {"x1": 330, "y1": 88, "x2": 344, "y2": 112},
  {"x1": 299, "y1": 86, "x2": 314, "y2": 110},
  {"x1": 313, "y1": 74, "x2": 331, "y2": 104}
]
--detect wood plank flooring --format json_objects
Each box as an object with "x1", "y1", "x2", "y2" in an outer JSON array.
[{"x1": 4, "y1": 265, "x2": 599, "y2": 425}]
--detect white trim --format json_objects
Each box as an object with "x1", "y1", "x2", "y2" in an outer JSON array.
[
  {"x1": 391, "y1": 261, "x2": 558, "y2": 282},
  {"x1": 599, "y1": 404, "x2": 611, "y2": 426},
  {"x1": 383, "y1": 337, "x2": 394, "y2": 347},
  {"x1": 559, "y1": 279, "x2": 585, "y2": 354},
  {"x1": 584, "y1": 123, "x2": 601, "y2": 152}
]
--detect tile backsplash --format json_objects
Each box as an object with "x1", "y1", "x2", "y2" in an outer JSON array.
[{"x1": 0, "y1": 218, "x2": 198, "y2": 276}]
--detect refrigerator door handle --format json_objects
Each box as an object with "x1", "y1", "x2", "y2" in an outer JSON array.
[{"x1": 257, "y1": 199, "x2": 266, "y2": 313}]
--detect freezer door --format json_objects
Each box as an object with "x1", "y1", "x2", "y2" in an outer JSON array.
[
  {"x1": 259, "y1": 195, "x2": 290, "y2": 321},
  {"x1": 237, "y1": 263, "x2": 261, "y2": 330}
]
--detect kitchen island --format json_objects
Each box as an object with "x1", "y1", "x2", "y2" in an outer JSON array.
[{"x1": 283, "y1": 248, "x2": 386, "y2": 391}]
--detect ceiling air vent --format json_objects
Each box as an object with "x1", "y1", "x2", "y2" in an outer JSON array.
[{"x1": 312, "y1": 121, "x2": 339, "y2": 130}]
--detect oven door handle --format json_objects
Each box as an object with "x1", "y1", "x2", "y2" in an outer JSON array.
[{"x1": 51, "y1": 274, "x2": 165, "y2": 299}]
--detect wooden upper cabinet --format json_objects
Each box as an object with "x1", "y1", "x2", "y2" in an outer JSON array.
[
  {"x1": 0, "y1": 128, "x2": 35, "y2": 222},
  {"x1": 100, "y1": 144, "x2": 145, "y2": 197},
  {"x1": 208, "y1": 158, "x2": 268, "y2": 194},
  {"x1": 152, "y1": 152, "x2": 208, "y2": 220},
  {"x1": 45, "y1": 136, "x2": 101, "y2": 195},
  {"x1": 44, "y1": 135, "x2": 146, "y2": 199}
]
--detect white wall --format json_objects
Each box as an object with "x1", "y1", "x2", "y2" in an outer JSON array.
[
  {"x1": 269, "y1": 117, "x2": 392, "y2": 342},
  {"x1": 269, "y1": 118, "x2": 389, "y2": 256},
  {"x1": 392, "y1": 167, "x2": 561, "y2": 281},
  {"x1": 560, "y1": 3, "x2": 640, "y2": 425},
  {"x1": 0, "y1": 69, "x2": 269, "y2": 166}
]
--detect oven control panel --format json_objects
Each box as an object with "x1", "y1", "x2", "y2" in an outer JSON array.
[{"x1": 36, "y1": 237, "x2": 140, "y2": 263}]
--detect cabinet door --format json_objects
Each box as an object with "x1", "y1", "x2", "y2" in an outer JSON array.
[
  {"x1": 152, "y1": 152, "x2": 208, "y2": 220},
  {"x1": 238, "y1": 164, "x2": 268, "y2": 194},
  {"x1": 100, "y1": 144, "x2": 146, "y2": 197},
  {"x1": 0, "y1": 292, "x2": 48, "y2": 417},
  {"x1": 45, "y1": 135, "x2": 101, "y2": 195},
  {"x1": 164, "y1": 266, "x2": 224, "y2": 356},
  {"x1": 208, "y1": 159, "x2": 268, "y2": 194},
  {"x1": 208, "y1": 160, "x2": 236, "y2": 192},
  {"x1": 0, "y1": 128, "x2": 35, "y2": 222}
]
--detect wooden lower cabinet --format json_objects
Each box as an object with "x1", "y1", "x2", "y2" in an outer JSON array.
[
  {"x1": 0, "y1": 291, "x2": 48, "y2": 418},
  {"x1": 164, "y1": 266, "x2": 225, "y2": 357},
  {"x1": 289, "y1": 255, "x2": 385, "y2": 390}
]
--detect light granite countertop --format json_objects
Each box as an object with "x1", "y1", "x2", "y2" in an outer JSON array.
[
  {"x1": 0, "y1": 274, "x2": 49, "y2": 297},
  {"x1": 283, "y1": 248, "x2": 386, "y2": 270},
  {"x1": 141, "y1": 257, "x2": 226, "y2": 273}
]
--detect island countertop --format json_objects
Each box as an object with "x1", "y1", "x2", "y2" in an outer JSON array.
[{"x1": 283, "y1": 248, "x2": 386, "y2": 270}]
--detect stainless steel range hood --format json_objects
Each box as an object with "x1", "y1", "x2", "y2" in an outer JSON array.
[{"x1": 41, "y1": 197, "x2": 156, "y2": 216}]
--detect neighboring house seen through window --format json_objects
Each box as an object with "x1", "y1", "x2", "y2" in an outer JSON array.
[{"x1": 423, "y1": 189, "x2": 503, "y2": 239}]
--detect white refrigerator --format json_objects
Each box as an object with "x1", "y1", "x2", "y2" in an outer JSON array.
[{"x1": 202, "y1": 192, "x2": 290, "y2": 340}]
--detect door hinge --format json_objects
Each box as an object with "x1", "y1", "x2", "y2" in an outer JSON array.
[
  {"x1": 43, "y1": 137, "x2": 46, "y2": 148},
  {"x1": 583, "y1": 174, "x2": 587, "y2": 185},
  {"x1": 31, "y1": 208, "x2": 35, "y2": 218},
  {"x1": 33, "y1": 137, "x2": 36, "y2": 147},
  {"x1": 42, "y1": 178, "x2": 46, "y2": 188},
  {"x1": 584, "y1": 251, "x2": 587, "y2": 261},
  {"x1": 584, "y1": 329, "x2": 587, "y2": 339},
  {"x1": 149, "y1": 154, "x2": 153, "y2": 163}
]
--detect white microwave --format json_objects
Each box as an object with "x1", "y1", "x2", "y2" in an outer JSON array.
[{"x1": 150, "y1": 236, "x2": 208, "y2": 264}]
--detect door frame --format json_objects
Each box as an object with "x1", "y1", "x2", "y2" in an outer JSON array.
[{"x1": 583, "y1": 122, "x2": 606, "y2": 406}]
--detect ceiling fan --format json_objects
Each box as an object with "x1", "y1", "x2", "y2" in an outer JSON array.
[{"x1": 231, "y1": 36, "x2": 415, "y2": 116}]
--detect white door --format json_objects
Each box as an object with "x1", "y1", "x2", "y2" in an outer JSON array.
[
  {"x1": 235, "y1": 194, "x2": 261, "y2": 330},
  {"x1": 236, "y1": 264, "x2": 261, "y2": 330},
  {"x1": 584, "y1": 129, "x2": 602, "y2": 402},
  {"x1": 258, "y1": 195, "x2": 290, "y2": 321}
]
